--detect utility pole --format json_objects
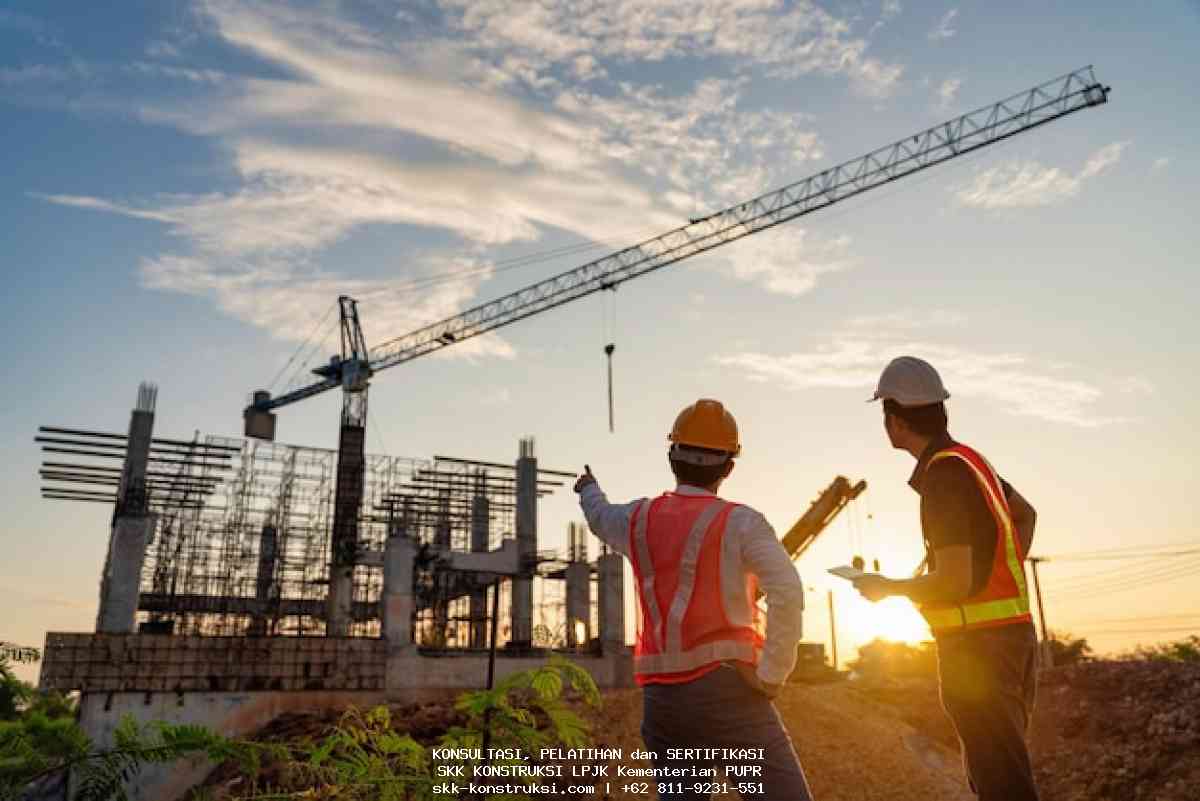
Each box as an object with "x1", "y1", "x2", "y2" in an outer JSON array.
[
  {"x1": 1028, "y1": 557, "x2": 1052, "y2": 668},
  {"x1": 827, "y1": 590, "x2": 839, "y2": 671}
]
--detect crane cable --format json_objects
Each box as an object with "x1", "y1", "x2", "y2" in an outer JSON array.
[
  {"x1": 602, "y1": 287, "x2": 617, "y2": 433},
  {"x1": 268, "y1": 302, "x2": 337, "y2": 393}
]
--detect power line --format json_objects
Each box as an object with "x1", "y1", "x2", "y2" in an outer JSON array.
[
  {"x1": 1049, "y1": 557, "x2": 1200, "y2": 600},
  {"x1": 1036, "y1": 538, "x2": 1200, "y2": 561},
  {"x1": 1069, "y1": 626, "x2": 1199, "y2": 636},
  {"x1": 1046, "y1": 555, "x2": 1200, "y2": 602},
  {"x1": 1055, "y1": 613, "x2": 1200, "y2": 627},
  {"x1": 1041, "y1": 548, "x2": 1200, "y2": 563}
]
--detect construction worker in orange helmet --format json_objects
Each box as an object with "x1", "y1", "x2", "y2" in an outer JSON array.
[
  {"x1": 852, "y1": 356, "x2": 1041, "y2": 801},
  {"x1": 575, "y1": 399, "x2": 813, "y2": 801}
]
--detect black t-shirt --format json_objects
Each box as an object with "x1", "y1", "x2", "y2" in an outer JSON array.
[{"x1": 910, "y1": 435, "x2": 1014, "y2": 597}]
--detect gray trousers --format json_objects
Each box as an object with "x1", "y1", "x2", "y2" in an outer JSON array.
[
  {"x1": 936, "y1": 623, "x2": 1040, "y2": 801},
  {"x1": 641, "y1": 664, "x2": 813, "y2": 801}
]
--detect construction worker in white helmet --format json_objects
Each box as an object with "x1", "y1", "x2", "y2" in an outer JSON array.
[
  {"x1": 852, "y1": 356, "x2": 1040, "y2": 801},
  {"x1": 575, "y1": 399, "x2": 812, "y2": 801}
]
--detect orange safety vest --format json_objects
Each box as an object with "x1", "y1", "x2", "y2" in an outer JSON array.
[
  {"x1": 919, "y1": 444, "x2": 1033, "y2": 633},
  {"x1": 627, "y1": 492, "x2": 765, "y2": 686}
]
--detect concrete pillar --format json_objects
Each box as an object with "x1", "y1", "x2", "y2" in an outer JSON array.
[
  {"x1": 597, "y1": 552, "x2": 625, "y2": 652},
  {"x1": 96, "y1": 515, "x2": 155, "y2": 633},
  {"x1": 117, "y1": 389, "x2": 155, "y2": 515},
  {"x1": 469, "y1": 489, "x2": 490, "y2": 649},
  {"x1": 510, "y1": 438, "x2": 537, "y2": 648},
  {"x1": 328, "y1": 423, "x2": 365, "y2": 637},
  {"x1": 382, "y1": 535, "x2": 417, "y2": 656},
  {"x1": 96, "y1": 386, "x2": 156, "y2": 633},
  {"x1": 565, "y1": 562, "x2": 591, "y2": 648},
  {"x1": 249, "y1": 524, "x2": 278, "y2": 636}
]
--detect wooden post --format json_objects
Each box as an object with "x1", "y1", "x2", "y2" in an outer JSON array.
[
  {"x1": 1029, "y1": 557, "x2": 1052, "y2": 668},
  {"x1": 827, "y1": 590, "x2": 838, "y2": 670}
]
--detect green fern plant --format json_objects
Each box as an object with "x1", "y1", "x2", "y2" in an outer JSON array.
[
  {"x1": 228, "y1": 656, "x2": 602, "y2": 801},
  {"x1": 1, "y1": 714, "x2": 263, "y2": 801}
]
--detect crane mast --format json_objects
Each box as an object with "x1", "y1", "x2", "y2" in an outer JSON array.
[{"x1": 240, "y1": 67, "x2": 1110, "y2": 637}]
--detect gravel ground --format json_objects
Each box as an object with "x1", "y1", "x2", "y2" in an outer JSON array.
[
  {"x1": 584, "y1": 684, "x2": 972, "y2": 801},
  {"x1": 194, "y1": 659, "x2": 1200, "y2": 801}
]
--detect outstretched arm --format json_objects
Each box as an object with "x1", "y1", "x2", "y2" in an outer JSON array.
[
  {"x1": 854, "y1": 545, "x2": 973, "y2": 604},
  {"x1": 575, "y1": 465, "x2": 639, "y2": 558}
]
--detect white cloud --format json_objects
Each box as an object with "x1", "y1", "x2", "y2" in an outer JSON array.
[
  {"x1": 928, "y1": 8, "x2": 958, "y2": 40},
  {"x1": 139, "y1": 253, "x2": 516, "y2": 362},
  {"x1": 32, "y1": 0, "x2": 891, "y2": 349},
  {"x1": 954, "y1": 141, "x2": 1129, "y2": 209},
  {"x1": 1115, "y1": 377, "x2": 1155, "y2": 396},
  {"x1": 936, "y1": 76, "x2": 962, "y2": 110},
  {"x1": 869, "y1": 1, "x2": 903, "y2": 36},
  {"x1": 715, "y1": 313, "x2": 1134, "y2": 427},
  {"x1": 437, "y1": 0, "x2": 904, "y2": 97},
  {"x1": 1151, "y1": 157, "x2": 1169, "y2": 172},
  {"x1": 716, "y1": 228, "x2": 851, "y2": 296}
]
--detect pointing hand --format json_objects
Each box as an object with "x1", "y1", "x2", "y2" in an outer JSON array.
[{"x1": 574, "y1": 465, "x2": 597, "y2": 493}]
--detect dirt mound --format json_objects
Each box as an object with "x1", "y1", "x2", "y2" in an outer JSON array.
[
  {"x1": 1031, "y1": 660, "x2": 1200, "y2": 801},
  {"x1": 853, "y1": 658, "x2": 1200, "y2": 801}
]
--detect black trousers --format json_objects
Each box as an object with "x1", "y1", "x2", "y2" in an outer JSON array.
[
  {"x1": 641, "y1": 664, "x2": 813, "y2": 801},
  {"x1": 936, "y1": 623, "x2": 1040, "y2": 801}
]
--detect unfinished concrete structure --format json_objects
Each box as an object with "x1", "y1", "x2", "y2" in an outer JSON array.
[{"x1": 38, "y1": 387, "x2": 631, "y2": 800}]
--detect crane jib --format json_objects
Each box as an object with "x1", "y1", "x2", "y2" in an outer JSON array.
[{"x1": 249, "y1": 67, "x2": 1109, "y2": 416}]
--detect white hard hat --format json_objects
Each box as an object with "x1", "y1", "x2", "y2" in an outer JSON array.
[{"x1": 869, "y1": 356, "x2": 951, "y2": 406}]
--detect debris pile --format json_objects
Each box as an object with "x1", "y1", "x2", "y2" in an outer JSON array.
[{"x1": 1031, "y1": 659, "x2": 1200, "y2": 801}]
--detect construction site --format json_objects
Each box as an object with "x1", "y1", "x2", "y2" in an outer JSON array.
[{"x1": 19, "y1": 66, "x2": 1199, "y2": 801}]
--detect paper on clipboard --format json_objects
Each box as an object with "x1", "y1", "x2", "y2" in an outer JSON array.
[{"x1": 827, "y1": 565, "x2": 866, "y2": 581}]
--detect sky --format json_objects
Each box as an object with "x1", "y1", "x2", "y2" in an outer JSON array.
[{"x1": 2, "y1": 0, "x2": 1199, "y2": 682}]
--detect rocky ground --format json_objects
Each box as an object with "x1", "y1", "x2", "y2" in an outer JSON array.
[{"x1": 195, "y1": 659, "x2": 1200, "y2": 800}]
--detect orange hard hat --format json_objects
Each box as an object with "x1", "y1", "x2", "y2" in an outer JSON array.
[{"x1": 668, "y1": 399, "x2": 741, "y2": 456}]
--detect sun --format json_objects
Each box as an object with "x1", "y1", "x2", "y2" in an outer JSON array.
[{"x1": 845, "y1": 594, "x2": 930, "y2": 645}]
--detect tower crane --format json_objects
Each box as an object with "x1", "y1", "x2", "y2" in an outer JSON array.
[{"x1": 242, "y1": 67, "x2": 1110, "y2": 635}]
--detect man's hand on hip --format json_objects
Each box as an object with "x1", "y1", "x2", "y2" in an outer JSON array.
[{"x1": 733, "y1": 662, "x2": 781, "y2": 699}]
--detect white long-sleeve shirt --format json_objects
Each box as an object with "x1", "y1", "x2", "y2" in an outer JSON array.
[{"x1": 579, "y1": 482, "x2": 805, "y2": 685}]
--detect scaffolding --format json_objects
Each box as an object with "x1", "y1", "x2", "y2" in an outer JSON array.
[{"x1": 39, "y1": 423, "x2": 597, "y2": 648}]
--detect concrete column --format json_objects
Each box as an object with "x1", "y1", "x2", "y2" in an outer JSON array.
[
  {"x1": 97, "y1": 389, "x2": 156, "y2": 631},
  {"x1": 565, "y1": 562, "x2": 591, "y2": 648},
  {"x1": 469, "y1": 491, "x2": 490, "y2": 648},
  {"x1": 249, "y1": 524, "x2": 278, "y2": 636},
  {"x1": 117, "y1": 399, "x2": 154, "y2": 515},
  {"x1": 510, "y1": 438, "x2": 537, "y2": 648},
  {"x1": 382, "y1": 535, "x2": 417, "y2": 656},
  {"x1": 96, "y1": 515, "x2": 155, "y2": 633},
  {"x1": 597, "y1": 552, "x2": 625, "y2": 652}
]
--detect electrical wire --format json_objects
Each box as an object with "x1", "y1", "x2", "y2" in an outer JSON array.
[
  {"x1": 1067, "y1": 626, "x2": 1200, "y2": 636},
  {"x1": 1047, "y1": 556, "x2": 1200, "y2": 600},
  {"x1": 1055, "y1": 613, "x2": 1200, "y2": 627},
  {"x1": 1045, "y1": 555, "x2": 1200, "y2": 602},
  {"x1": 1037, "y1": 555, "x2": 1175, "y2": 593},
  {"x1": 1036, "y1": 538, "x2": 1200, "y2": 561}
]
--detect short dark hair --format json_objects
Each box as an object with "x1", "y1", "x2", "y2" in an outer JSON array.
[
  {"x1": 669, "y1": 453, "x2": 732, "y2": 487},
  {"x1": 883, "y1": 399, "x2": 948, "y2": 438}
]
